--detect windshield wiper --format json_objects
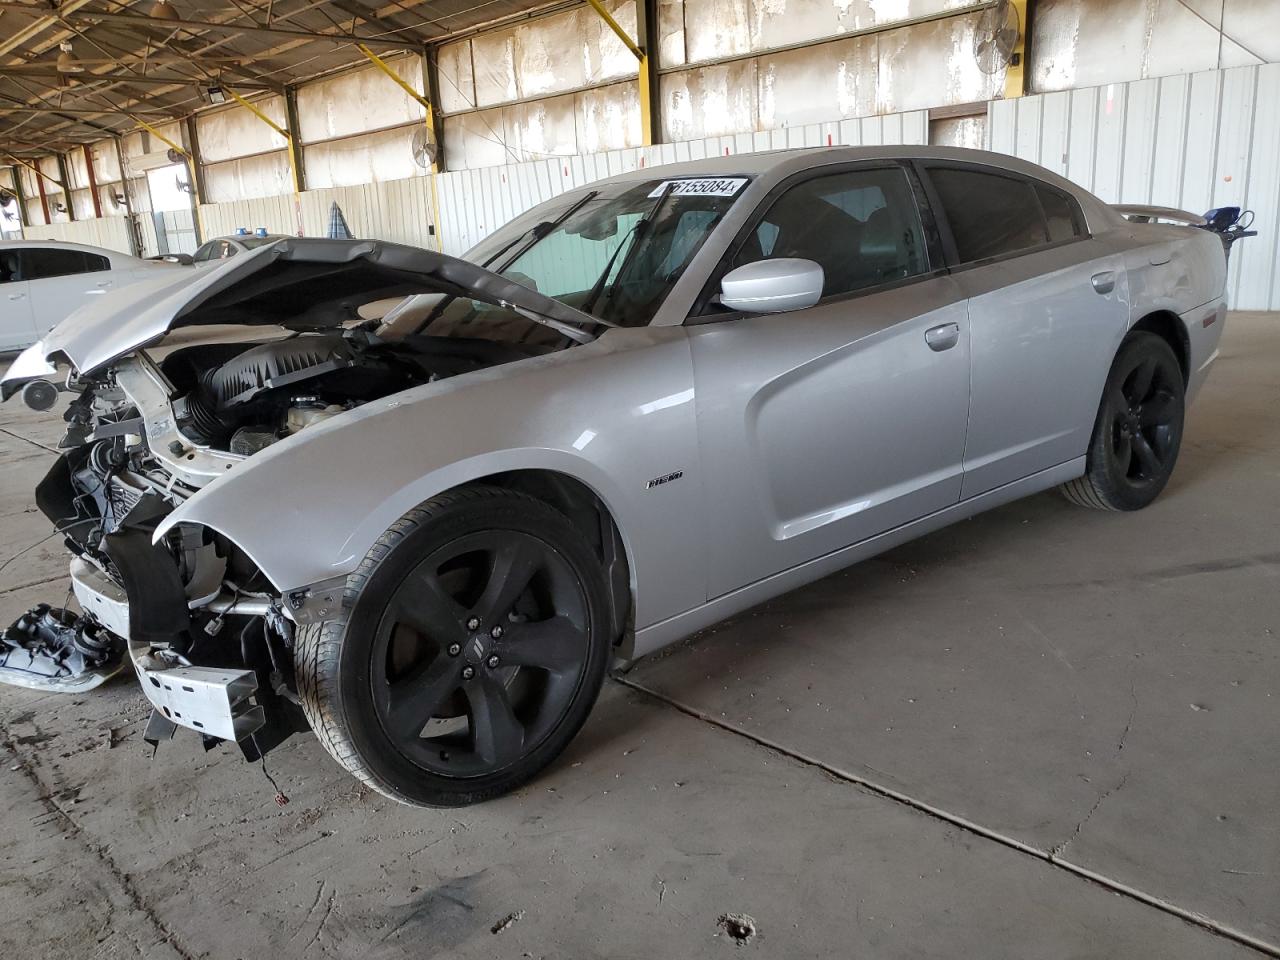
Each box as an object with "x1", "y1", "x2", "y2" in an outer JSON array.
[
  {"x1": 483, "y1": 190, "x2": 599, "y2": 271},
  {"x1": 580, "y1": 183, "x2": 677, "y2": 317},
  {"x1": 413, "y1": 190, "x2": 602, "y2": 337}
]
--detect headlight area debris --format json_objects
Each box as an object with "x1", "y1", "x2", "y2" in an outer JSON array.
[{"x1": 0, "y1": 604, "x2": 124, "y2": 693}]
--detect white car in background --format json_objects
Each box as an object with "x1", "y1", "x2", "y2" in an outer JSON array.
[{"x1": 0, "y1": 240, "x2": 182, "y2": 352}]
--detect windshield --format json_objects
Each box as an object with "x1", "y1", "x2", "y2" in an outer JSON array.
[{"x1": 426, "y1": 177, "x2": 747, "y2": 343}]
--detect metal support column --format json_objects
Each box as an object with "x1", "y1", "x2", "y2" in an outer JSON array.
[
  {"x1": 184, "y1": 116, "x2": 210, "y2": 210},
  {"x1": 1003, "y1": 0, "x2": 1031, "y2": 99},
  {"x1": 284, "y1": 87, "x2": 307, "y2": 193},
  {"x1": 55, "y1": 153, "x2": 76, "y2": 221},
  {"x1": 113, "y1": 136, "x2": 143, "y2": 257},
  {"x1": 585, "y1": 0, "x2": 654, "y2": 144},
  {"x1": 8, "y1": 165, "x2": 30, "y2": 228},
  {"x1": 83, "y1": 144, "x2": 103, "y2": 219},
  {"x1": 222, "y1": 87, "x2": 304, "y2": 235}
]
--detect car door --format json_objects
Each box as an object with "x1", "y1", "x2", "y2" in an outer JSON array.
[
  {"x1": 0, "y1": 248, "x2": 37, "y2": 350},
  {"x1": 25, "y1": 247, "x2": 115, "y2": 335},
  {"x1": 687, "y1": 163, "x2": 971, "y2": 599},
  {"x1": 919, "y1": 163, "x2": 1130, "y2": 499}
]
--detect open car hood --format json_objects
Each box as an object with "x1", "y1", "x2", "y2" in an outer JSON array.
[{"x1": 27, "y1": 238, "x2": 604, "y2": 377}]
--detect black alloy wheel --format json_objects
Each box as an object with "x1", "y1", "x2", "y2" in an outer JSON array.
[
  {"x1": 369, "y1": 529, "x2": 592, "y2": 777},
  {"x1": 1060, "y1": 331, "x2": 1185, "y2": 511},
  {"x1": 295, "y1": 486, "x2": 613, "y2": 807}
]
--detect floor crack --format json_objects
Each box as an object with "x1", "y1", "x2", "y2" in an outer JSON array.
[
  {"x1": 0, "y1": 729, "x2": 200, "y2": 960},
  {"x1": 612, "y1": 675, "x2": 1280, "y2": 959},
  {"x1": 0, "y1": 426, "x2": 59, "y2": 455},
  {"x1": 1050, "y1": 772, "x2": 1129, "y2": 860}
]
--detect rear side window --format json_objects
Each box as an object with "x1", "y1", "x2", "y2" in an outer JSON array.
[
  {"x1": 21, "y1": 248, "x2": 107, "y2": 280},
  {"x1": 928, "y1": 167, "x2": 1049, "y2": 263},
  {"x1": 1037, "y1": 184, "x2": 1083, "y2": 242}
]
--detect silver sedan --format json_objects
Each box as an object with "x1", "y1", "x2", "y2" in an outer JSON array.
[{"x1": 1, "y1": 146, "x2": 1242, "y2": 806}]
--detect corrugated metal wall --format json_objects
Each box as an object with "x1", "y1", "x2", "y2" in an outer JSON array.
[
  {"x1": 989, "y1": 62, "x2": 1280, "y2": 311},
  {"x1": 22, "y1": 216, "x2": 133, "y2": 254},
  {"x1": 192, "y1": 110, "x2": 928, "y2": 257}
]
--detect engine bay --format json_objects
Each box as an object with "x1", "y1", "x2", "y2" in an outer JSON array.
[{"x1": 162, "y1": 329, "x2": 548, "y2": 457}]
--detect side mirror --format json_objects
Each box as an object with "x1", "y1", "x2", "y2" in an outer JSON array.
[{"x1": 719, "y1": 258, "x2": 824, "y2": 314}]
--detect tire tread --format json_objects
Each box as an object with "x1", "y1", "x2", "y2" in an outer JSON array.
[{"x1": 294, "y1": 486, "x2": 553, "y2": 804}]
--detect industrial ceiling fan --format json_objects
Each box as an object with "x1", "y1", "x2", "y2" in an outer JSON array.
[{"x1": 973, "y1": 0, "x2": 1020, "y2": 75}]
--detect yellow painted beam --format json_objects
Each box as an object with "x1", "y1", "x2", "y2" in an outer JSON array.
[
  {"x1": 128, "y1": 115, "x2": 206, "y2": 241},
  {"x1": 4, "y1": 154, "x2": 65, "y2": 191},
  {"x1": 1003, "y1": 0, "x2": 1030, "y2": 99},
  {"x1": 223, "y1": 87, "x2": 304, "y2": 195},
  {"x1": 584, "y1": 0, "x2": 652, "y2": 144},
  {"x1": 638, "y1": 53, "x2": 653, "y2": 145},
  {"x1": 357, "y1": 45, "x2": 433, "y2": 120},
  {"x1": 131, "y1": 115, "x2": 188, "y2": 158},
  {"x1": 357, "y1": 45, "x2": 438, "y2": 172},
  {"x1": 584, "y1": 0, "x2": 644, "y2": 60}
]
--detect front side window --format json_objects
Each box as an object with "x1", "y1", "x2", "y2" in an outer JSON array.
[
  {"x1": 21, "y1": 248, "x2": 96, "y2": 281},
  {"x1": 439, "y1": 178, "x2": 746, "y2": 339},
  {"x1": 928, "y1": 166, "x2": 1053, "y2": 263},
  {"x1": 732, "y1": 166, "x2": 929, "y2": 299}
]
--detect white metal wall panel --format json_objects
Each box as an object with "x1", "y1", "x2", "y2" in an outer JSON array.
[
  {"x1": 988, "y1": 63, "x2": 1280, "y2": 310},
  {"x1": 187, "y1": 109, "x2": 927, "y2": 260},
  {"x1": 23, "y1": 216, "x2": 132, "y2": 254}
]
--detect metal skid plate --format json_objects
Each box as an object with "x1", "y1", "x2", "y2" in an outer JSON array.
[{"x1": 135, "y1": 663, "x2": 265, "y2": 742}]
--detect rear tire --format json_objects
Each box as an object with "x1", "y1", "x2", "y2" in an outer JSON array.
[
  {"x1": 1060, "y1": 331, "x2": 1185, "y2": 511},
  {"x1": 296, "y1": 486, "x2": 612, "y2": 807}
]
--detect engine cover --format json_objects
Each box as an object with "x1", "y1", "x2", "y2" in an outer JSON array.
[{"x1": 210, "y1": 336, "x2": 359, "y2": 408}]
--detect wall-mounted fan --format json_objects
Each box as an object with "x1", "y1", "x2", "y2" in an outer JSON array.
[
  {"x1": 973, "y1": 0, "x2": 1020, "y2": 75},
  {"x1": 166, "y1": 147, "x2": 186, "y2": 164},
  {"x1": 411, "y1": 126, "x2": 438, "y2": 170},
  {"x1": 110, "y1": 192, "x2": 127, "y2": 208},
  {"x1": 0, "y1": 188, "x2": 15, "y2": 206}
]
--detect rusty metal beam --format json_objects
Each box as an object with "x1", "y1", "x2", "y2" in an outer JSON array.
[
  {"x1": 0, "y1": 70, "x2": 274, "y2": 91},
  {"x1": 0, "y1": 104, "x2": 175, "y2": 117},
  {"x1": 12, "y1": 5, "x2": 425, "y2": 51}
]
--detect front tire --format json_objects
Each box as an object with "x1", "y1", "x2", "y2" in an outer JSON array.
[
  {"x1": 296, "y1": 486, "x2": 612, "y2": 807},
  {"x1": 1060, "y1": 331, "x2": 1185, "y2": 511}
]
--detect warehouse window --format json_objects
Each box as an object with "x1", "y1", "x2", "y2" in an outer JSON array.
[
  {"x1": 928, "y1": 167, "x2": 1051, "y2": 263},
  {"x1": 734, "y1": 166, "x2": 928, "y2": 298}
]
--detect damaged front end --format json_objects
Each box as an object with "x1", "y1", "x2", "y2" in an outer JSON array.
[
  {"x1": 1, "y1": 237, "x2": 603, "y2": 761},
  {"x1": 25, "y1": 355, "x2": 308, "y2": 759}
]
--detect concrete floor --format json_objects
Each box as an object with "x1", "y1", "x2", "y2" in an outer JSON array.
[{"x1": 1, "y1": 313, "x2": 1276, "y2": 959}]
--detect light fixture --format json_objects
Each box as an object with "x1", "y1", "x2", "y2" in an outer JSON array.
[
  {"x1": 150, "y1": 0, "x2": 181, "y2": 21},
  {"x1": 56, "y1": 42, "x2": 84, "y2": 74},
  {"x1": 206, "y1": 85, "x2": 226, "y2": 105}
]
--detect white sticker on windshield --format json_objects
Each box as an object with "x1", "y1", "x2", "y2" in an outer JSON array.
[{"x1": 648, "y1": 177, "x2": 748, "y2": 199}]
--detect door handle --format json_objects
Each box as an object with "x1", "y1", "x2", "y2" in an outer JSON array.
[
  {"x1": 924, "y1": 322, "x2": 960, "y2": 352},
  {"x1": 6, "y1": 293, "x2": 24, "y2": 301},
  {"x1": 1091, "y1": 271, "x2": 1116, "y2": 295},
  {"x1": 96, "y1": 280, "x2": 113, "y2": 288}
]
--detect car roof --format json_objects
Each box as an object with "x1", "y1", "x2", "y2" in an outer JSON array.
[
  {"x1": 592, "y1": 145, "x2": 1064, "y2": 181},
  {"x1": 586, "y1": 144, "x2": 1114, "y2": 224},
  {"x1": 0, "y1": 238, "x2": 130, "y2": 258}
]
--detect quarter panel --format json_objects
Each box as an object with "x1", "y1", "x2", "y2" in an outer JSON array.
[{"x1": 156, "y1": 327, "x2": 707, "y2": 631}]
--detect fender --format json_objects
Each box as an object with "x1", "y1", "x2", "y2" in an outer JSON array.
[{"x1": 153, "y1": 326, "x2": 708, "y2": 632}]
